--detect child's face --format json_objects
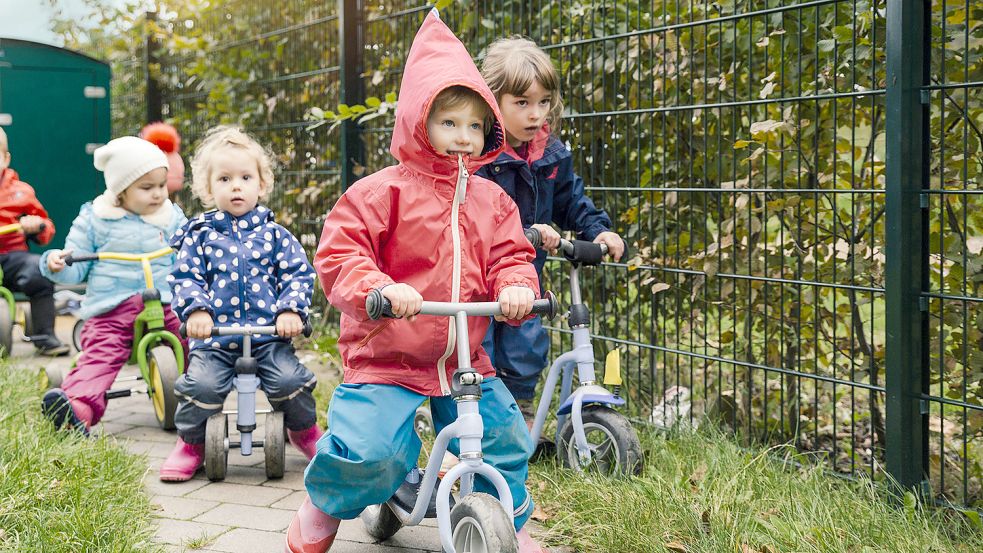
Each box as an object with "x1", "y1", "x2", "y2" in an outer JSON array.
[
  {"x1": 426, "y1": 102, "x2": 486, "y2": 158},
  {"x1": 208, "y1": 146, "x2": 267, "y2": 217},
  {"x1": 498, "y1": 79, "x2": 552, "y2": 147},
  {"x1": 120, "y1": 167, "x2": 168, "y2": 215}
]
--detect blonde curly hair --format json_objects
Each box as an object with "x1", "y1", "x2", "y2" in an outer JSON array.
[{"x1": 189, "y1": 126, "x2": 275, "y2": 208}]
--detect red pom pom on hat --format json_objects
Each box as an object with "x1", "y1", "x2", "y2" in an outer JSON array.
[{"x1": 140, "y1": 122, "x2": 181, "y2": 153}]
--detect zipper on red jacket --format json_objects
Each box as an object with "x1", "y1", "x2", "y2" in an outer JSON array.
[{"x1": 435, "y1": 154, "x2": 468, "y2": 395}]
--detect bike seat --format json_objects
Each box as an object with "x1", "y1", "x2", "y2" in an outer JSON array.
[{"x1": 386, "y1": 468, "x2": 454, "y2": 519}]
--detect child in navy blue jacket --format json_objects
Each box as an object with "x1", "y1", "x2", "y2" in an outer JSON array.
[
  {"x1": 477, "y1": 37, "x2": 626, "y2": 422},
  {"x1": 159, "y1": 126, "x2": 323, "y2": 481}
]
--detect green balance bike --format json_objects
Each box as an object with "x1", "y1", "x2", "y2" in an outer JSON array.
[{"x1": 41, "y1": 247, "x2": 185, "y2": 430}]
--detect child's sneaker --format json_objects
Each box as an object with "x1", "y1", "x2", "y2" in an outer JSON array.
[
  {"x1": 33, "y1": 335, "x2": 71, "y2": 357},
  {"x1": 159, "y1": 438, "x2": 205, "y2": 482},
  {"x1": 287, "y1": 425, "x2": 324, "y2": 460},
  {"x1": 41, "y1": 389, "x2": 89, "y2": 436},
  {"x1": 284, "y1": 496, "x2": 339, "y2": 553},
  {"x1": 438, "y1": 450, "x2": 458, "y2": 478},
  {"x1": 517, "y1": 527, "x2": 548, "y2": 553}
]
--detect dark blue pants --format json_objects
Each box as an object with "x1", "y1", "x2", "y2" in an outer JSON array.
[{"x1": 174, "y1": 340, "x2": 317, "y2": 443}]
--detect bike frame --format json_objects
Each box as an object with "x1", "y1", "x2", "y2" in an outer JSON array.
[
  {"x1": 528, "y1": 239, "x2": 625, "y2": 467},
  {"x1": 73, "y1": 248, "x2": 185, "y2": 379}
]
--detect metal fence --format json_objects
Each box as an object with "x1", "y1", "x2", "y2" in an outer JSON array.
[{"x1": 124, "y1": 0, "x2": 981, "y2": 508}]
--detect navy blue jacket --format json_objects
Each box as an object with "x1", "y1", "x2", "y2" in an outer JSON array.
[
  {"x1": 476, "y1": 129, "x2": 612, "y2": 275},
  {"x1": 168, "y1": 205, "x2": 315, "y2": 350}
]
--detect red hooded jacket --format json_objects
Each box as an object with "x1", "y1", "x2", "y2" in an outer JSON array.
[
  {"x1": 315, "y1": 11, "x2": 539, "y2": 396},
  {"x1": 0, "y1": 168, "x2": 55, "y2": 253}
]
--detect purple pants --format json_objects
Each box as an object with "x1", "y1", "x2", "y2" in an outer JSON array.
[{"x1": 61, "y1": 294, "x2": 186, "y2": 425}]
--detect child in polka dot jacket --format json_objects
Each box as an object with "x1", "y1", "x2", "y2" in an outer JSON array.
[{"x1": 159, "y1": 126, "x2": 324, "y2": 482}]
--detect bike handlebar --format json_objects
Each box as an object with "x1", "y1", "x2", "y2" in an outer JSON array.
[
  {"x1": 366, "y1": 289, "x2": 558, "y2": 321},
  {"x1": 65, "y1": 247, "x2": 175, "y2": 266},
  {"x1": 179, "y1": 322, "x2": 314, "y2": 338}
]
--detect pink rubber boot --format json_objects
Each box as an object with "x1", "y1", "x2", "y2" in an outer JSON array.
[
  {"x1": 159, "y1": 438, "x2": 205, "y2": 482},
  {"x1": 284, "y1": 495, "x2": 339, "y2": 553},
  {"x1": 517, "y1": 527, "x2": 548, "y2": 553},
  {"x1": 287, "y1": 425, "x2": 324, "y2": 460}
]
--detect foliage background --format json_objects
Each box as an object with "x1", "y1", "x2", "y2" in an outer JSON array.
[{"x1": 49, "y1": 0, "x2": 982, "y2": 507}]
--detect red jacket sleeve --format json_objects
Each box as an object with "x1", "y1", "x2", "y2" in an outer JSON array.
[
  {"x1": 487, "y1": 190, "x2": 540, "y2": 320},
  {"x1": 21, "y1": 185, "x2": 55, "y2": 245},
  {"x1": 314, "y1": 184, "x2": 395, "y2": 321}
]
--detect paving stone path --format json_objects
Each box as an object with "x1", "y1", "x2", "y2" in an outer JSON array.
[{"x1": 19, "y1": 317, "x2": 557, "y2": 552}]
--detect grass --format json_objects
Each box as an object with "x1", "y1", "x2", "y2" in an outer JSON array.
[
  {"x1": 528, "y1": 427, "x2": 983, "y2": 553},
  {"x1": 0, "y1": 363, "x2": 161, "y2": 552}
]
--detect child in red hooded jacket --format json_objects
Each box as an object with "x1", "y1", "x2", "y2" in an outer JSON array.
[
  {"x1": 0, "y1": 127, "x2": 69, "y2": 356},
  {"x1": 284, "y1": 10, "x2": 548, "y2": 553}
]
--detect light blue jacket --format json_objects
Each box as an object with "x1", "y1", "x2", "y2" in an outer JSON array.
[{"x1": 40, "y1": 194, "x2": 187, "y2": 319}]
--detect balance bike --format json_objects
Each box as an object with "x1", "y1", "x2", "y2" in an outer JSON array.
[
  {"x1": 360, "y1": 289, "x2": 558, "y2": 553},
  {"x1": 42, "y1": 248, "x2": 185, "y2": 430},
  {"x1": 525, "y1": 227, "x2": 643, "y2": 476},
  {"x1": 186, "y1": 323, "x2": 312, "y2": 481}
]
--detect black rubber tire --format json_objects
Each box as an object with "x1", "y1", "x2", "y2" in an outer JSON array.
[
  {"x1": 41, "y1": 365, "x2": 63, "y2": 390},
  {"x1": 148, "y1": 345, "x2": 179, "y2": 430},
  {"x1": 265, "y1": 411, "x2": 285, "y2": 479},
  {"x1": 205, "y1": 413, "x2": 228, "y2": 481},
  {"x1": 361, "y1": 502, "x2": 403, "y2": 541},
  {"x1": 414, "y1": 405, "x2": 434, "y2": 439},
  {"x1": 0, "y1": 302, "x2": 13, "y2": 358},
  {"x1": 449, "y1": 493, "x2": 519, "y2": 553},
  {"x1": 72, "y1": 318, "x2": 84, "y2": 352},
  {"x1": 20, "y1": 303, "x2": 34, "y2": 337},
  {"x1": 558, "y1": 405, "x2": 643, "y2": 477}
]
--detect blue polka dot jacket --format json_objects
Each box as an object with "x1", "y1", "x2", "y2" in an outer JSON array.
[{"x1": 167, "y1": 205, "x2": 315, "y2": 350}]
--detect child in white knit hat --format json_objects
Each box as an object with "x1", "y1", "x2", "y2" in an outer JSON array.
[{"x1": 39, "y1": 136, "x2": 188, "y2": 435}]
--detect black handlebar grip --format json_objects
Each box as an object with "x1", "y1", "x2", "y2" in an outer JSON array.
[
  {"x1": 179, "y1": 323, "x2": 187, "y2": 338},
  {"x1": 303, "y1": 322, "x2": 314, "y2": 337},
  {"x1": 564, "y1": 240, "x2": 605, "y2": 266},
  {"x1": 366, "y1": 288, "x2": 396, "y2": 320},
  {"x1": 524, "y1": 227, "x2": 542, "y2": 248},
  {"x1": 532, "y1": 291, "x2": 559, "y2": 321},
  {"x1": 64, "y1": 252, "x2": 100, "y2": 266}
]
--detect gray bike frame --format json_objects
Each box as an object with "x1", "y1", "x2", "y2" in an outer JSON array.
[
  {"x1": 528, "y1": 239, "x2": 620, "y2": 467},
  {"x1": 392, "y1": 302, "x2": 515, "y2": 553}
]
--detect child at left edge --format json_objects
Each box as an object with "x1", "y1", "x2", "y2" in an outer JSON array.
[{"x1": 158, "y1": 126, "x2": 323, "y2": 481}]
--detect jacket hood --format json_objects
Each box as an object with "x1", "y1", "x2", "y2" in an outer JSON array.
[{"x1": 389, "y1": 9, "x2": 505, "y2": 183}]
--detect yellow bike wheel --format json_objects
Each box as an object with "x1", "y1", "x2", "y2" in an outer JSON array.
[{"x1": 148, "y1": 345, "x2": 179, "y2": 430}]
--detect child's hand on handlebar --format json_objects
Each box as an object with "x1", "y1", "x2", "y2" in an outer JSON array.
[
  {"x1": 495, "y1": 286, "x2": 535, "y2": 321},
  {"x1": 46, "y1": 249, "x2": 72, "y2": 273},
  {"x1": 530, "y1": 224, "x2": 561, "y2": 253},
  {"x1": 594, "y1": 231, "x2": 625, "y2": 261},
  {"x1": 186, "y1": 310, "x2": 214, "y2": 339},
  {"x1": 19, "y1": 215, "x2": 45, "y2": 234},
  {"x1": 276, "y1": 311, "x2": 304, "y2": 338},
  {"x1": 381, "y1": 283, "x2": 423, "y2": 321}
]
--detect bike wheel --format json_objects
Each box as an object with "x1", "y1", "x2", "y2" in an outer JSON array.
[
  {"x1": 361, "y1": 502, "x2": 403, "y2": 541},
  {"x1": 148, "y1": 345, "x2": 179, "y2": 430},
  {"x1": 19, "y1": 303, "x2": 33, "y2": 337},
  {"x1": 450, "y1": 493, "x2": 518, "y2": 553},
  {"x1": 205, "y1": 413, "x2": 228, "y2": 481},
  {"x1": 558, "y1": 405, "x2": 643, "y2": 476},
  {"x1": 414, "y1": 405, "x2": 434, "y2": 439},
  {"x1": 264, "y1": 411, "x2": 285, "y2": 479},
  {"x1": 0, "y1": 301, "x2": 13, "y2": 358},
  {"x1": 72, "y1": 319, "x2": 84, "y2": 352},
  {"x1": 39, "y1": 365, "x2": 63, "y2": 390}
]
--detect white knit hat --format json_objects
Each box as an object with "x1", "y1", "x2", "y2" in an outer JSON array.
[{"x1": 93, "y1": 137, "x2": 169, "y2": 196}]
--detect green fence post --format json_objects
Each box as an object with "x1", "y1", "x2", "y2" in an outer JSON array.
[
  {"x1": 338, "y1": 0, "x2": 365, "y2": 191},
  {"x1": 884, "y1": 0, "x2": 929, "y2": 496}
]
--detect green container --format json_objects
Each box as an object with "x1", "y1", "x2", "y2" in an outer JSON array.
[{"x1": 0, "y1": 38, "x2": 110, "y2": 252}]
